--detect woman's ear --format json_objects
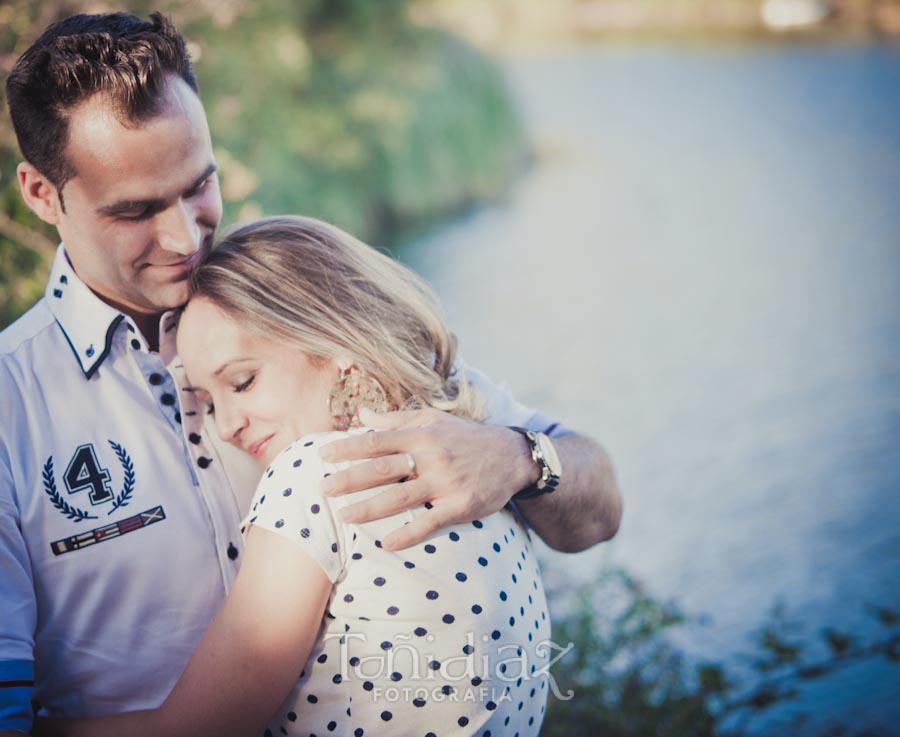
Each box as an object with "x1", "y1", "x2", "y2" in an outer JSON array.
[{"x1": 334, "y1": 355, "x2": 355, "y2": 373}]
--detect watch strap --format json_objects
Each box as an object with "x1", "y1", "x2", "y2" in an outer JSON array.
[{"x1": 508, "y1": 426, "x2": 560, "y2": 500}]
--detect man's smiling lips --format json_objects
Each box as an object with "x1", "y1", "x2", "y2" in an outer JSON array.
[
  {"x1": 148, "y1": 236, "x2": 214, "y2": 274},
  {"x1": 153, "y1": 250, "x2": 204, "y2": 272}
]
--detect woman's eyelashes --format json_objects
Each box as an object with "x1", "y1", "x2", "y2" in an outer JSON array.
[
  {"x1": 197, "y1": 372, "x2": 255, "y2": 415},
  {"x1": 233, "y1": 373, "x2": 256, "y2": 393}
]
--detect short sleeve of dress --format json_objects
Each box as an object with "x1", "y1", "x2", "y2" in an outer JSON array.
[{"x1": 244, "y1": 433, "x2": 345, "y2": 583}]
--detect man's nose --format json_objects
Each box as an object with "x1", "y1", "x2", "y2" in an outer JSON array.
[{"x1": 157, "y1": 200, "x2": 202, "y2": 256}]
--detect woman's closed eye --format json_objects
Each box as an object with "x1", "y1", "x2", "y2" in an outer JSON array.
[{"x1": 233, "y1": 374, "x2": 256, "y2": 393}]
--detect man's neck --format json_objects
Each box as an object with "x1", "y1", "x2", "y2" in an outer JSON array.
[
  {"x1": 62, "y1": 252, "x2": 166, "y2": 352},
  {"x1": 131, "y1": 312, "x2": 162, "y2": 352},
  {"x1": 94, "y1": 294, "x2": 163, "y2": 352},
  {"x1": 89, "y1": 287, "x2": 163, "y2": 353}
]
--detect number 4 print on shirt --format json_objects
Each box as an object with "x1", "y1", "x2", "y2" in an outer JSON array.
[
  {"x1": 65, "y1": 444, "x2": 114, "y2": 504},
  {"x1": 43, "y1": 441, "x2": 136, "y2": 522}
]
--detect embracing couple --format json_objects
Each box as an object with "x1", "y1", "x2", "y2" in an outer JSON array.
[{"x1": 0, "y1": 11, "x2": 621, "y2": 737}]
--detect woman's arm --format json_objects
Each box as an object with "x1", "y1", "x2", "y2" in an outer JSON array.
[{"x1": 40, "y1": 526, "x2": 332, "y2": 737}]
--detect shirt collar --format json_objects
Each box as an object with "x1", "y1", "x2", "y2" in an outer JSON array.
[{"x1": 45, "y1": 244, "x2": 180, "y2": 379}]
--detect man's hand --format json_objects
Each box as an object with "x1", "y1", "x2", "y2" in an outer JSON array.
[
  {"x1": 319, "y1": 407, "x2": 622, "y2": 553},
  {"x1": 319, "y1": 407, "x2": 538, "y2": 550}
]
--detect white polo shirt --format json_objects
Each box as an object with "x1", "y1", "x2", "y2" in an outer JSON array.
[{"x1": 0, "y1": 245, "x2": 564, "y2": 733}]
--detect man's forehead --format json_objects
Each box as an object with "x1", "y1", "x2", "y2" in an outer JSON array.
[
  {"x1": 63, "y1": 82, "x2": 213, "y2": 200},
  {"x1": 68, "y1": 76, "x2": 200, "y2": 135}
]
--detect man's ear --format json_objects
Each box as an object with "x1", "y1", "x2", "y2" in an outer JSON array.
[{"x1": 17, "y1": 162, "x2": 63, "y2": 225}]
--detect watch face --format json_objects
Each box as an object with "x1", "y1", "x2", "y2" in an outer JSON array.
[{"x1": 536, "y1": 433, "x2": 562, "y2": 477}]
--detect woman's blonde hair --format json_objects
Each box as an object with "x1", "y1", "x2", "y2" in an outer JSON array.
[{"x1": 189, "y1": 215, "x2": 482, "y2": 421}]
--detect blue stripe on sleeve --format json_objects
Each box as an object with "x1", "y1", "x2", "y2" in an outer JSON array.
[
  {"x1": 0, "y1": 659, "x2": 34, "y2": 733},
  {"x1": 522, "y1": 413, "x2": 574, "y2": 438}
]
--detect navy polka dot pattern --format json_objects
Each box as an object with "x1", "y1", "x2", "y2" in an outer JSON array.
[{"x1": 247, "y1": 429, "x2": 550, "y2": 736}]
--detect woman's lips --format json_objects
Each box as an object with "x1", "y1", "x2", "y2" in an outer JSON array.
[{"x1": 247, "y1": 434, "x2": 275, "y2": 459}]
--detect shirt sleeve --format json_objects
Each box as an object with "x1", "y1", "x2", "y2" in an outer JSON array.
[
  {"x1": 457, "y1": 359, "x2": 573, "y2": 438},
  {"x1": 244, "y1": 434, "x2": 345, "y2": 584},
  {"x1": 0, "y1": 453, "x2": 37, "y2": 734}
]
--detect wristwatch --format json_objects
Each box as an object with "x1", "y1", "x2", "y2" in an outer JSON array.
[{"x1": 509, "y1": 427, "x2": 562, "y2": 500}]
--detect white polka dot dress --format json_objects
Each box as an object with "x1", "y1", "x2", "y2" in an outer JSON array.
[{"x1": 246, "y1": 429, "x2": 551, "y2": 737}]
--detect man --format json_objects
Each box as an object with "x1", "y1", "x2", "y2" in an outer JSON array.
[{"x1": 0, "y1": 12, "x2": 621, "y2": 735}]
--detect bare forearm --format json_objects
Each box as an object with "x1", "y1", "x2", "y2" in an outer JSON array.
[
  {"x1": 37, "y1": 530, "x2": 331, "y2": 737},
  {"x1": 34, "y1": 710, "x2": 160, "y2": 737},
  {"x1": 514, "y1": 433, "x2": 622, "y2": 553}
]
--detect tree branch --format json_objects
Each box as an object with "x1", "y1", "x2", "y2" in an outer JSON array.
[{"x1": 0, "y1": 210, "x2": 56, "y2": 264}]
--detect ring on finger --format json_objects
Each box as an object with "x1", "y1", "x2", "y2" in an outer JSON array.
[{"x1": 403, "y1": 452, "x2": 418, "y2": 480}]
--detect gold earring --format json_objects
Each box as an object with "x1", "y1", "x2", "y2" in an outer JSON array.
[{"x1": 328, "y1": 367, "x2": 390, "y2": 431}]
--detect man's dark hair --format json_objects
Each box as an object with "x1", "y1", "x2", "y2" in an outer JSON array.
[{"x1": 5, "y1": 12, "x2": 198, "y2": 208}]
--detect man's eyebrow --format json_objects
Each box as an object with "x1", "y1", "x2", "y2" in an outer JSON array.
[
  {"x1": 96, "y1": 163, "x2": 218, "y2": 216},
  {"x1": 96, "y1": 196, "x2": 164, "y2": 217}
]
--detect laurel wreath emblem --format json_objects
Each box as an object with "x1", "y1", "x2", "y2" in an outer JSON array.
[
  {"x1": 42, "y1": 457, "x2": 98, "y2": 522},
  {"x1": 107, "y1": 440, "x2": 135, "y2": 515},
  {"x1": 43, "y1": 441, "x2": 136, "y2": 521}
]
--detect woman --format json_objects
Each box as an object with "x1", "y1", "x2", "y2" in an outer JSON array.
[{"x1": 44, "y1": 216, "x2": 551, "y2": 737}]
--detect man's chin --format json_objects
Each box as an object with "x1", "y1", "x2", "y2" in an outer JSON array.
[{"x1": 146, "y1": 283, "x2": 192, "y2": 313}]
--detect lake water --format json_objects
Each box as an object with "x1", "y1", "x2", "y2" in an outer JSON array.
[{"x1": 401, "y1": 42, "x2": 900, "y2": 733}]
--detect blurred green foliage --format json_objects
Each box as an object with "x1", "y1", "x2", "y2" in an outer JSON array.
[
  {"x1": 0, "y1": 0, "x2": 524, "y2": 328},
  {"x1": 544, "y1": 568, "x2": 900, "y2": 737}
]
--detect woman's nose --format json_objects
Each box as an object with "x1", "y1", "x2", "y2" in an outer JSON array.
[{"x1": 214, "y1": 402, "x2": 246, "y2": 444}]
